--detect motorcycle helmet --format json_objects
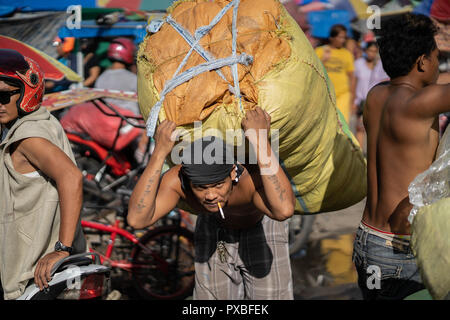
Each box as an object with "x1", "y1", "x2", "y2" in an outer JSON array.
[
  {"x1": 107, "y1": 37, "x2": 135, "y2": 65},
  {"x1": 0, "y1": 49, "x2": 44, "y2": 115}
]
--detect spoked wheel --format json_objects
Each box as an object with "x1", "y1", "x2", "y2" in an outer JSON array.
[
  {"x1": 288, "y1": 215, "x2": 315, "y2": 256},
  {"x1": 131, "y1": 225, "x2": 195, "y2": 300}
]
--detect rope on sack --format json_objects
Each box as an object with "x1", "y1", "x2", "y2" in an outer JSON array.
[{"x1": 146, "y1": 0, "x2": 252, "y2": 137}]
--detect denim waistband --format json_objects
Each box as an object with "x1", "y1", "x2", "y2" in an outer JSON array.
[{"x1": 359, "y1": 222, "x2": 411, "y2": 246}]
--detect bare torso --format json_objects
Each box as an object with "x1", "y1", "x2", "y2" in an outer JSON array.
[{"x1": 362, "y1": 83, "x2": 439, "y2": 234}]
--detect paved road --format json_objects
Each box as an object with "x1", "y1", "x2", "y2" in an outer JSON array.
[{"x1": 292, "y1": 199, "x2": 366, "y2": 300}]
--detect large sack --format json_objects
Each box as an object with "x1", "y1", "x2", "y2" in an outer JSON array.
[
  {"x1": 137, "y1": 0, "x2": 366, "y2": 214},
  {"x1": 410, "y1": 126, "x2": 450, "y2": 300},
  {"x1": 411, "y1": 198, "x2": 450, "y2": 300}
]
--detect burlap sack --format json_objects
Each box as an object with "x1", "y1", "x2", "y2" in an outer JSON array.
[
  {"x1": 411, "y1": 198, "x2": 450, "y2": 300},
  {"x1": 137, "y1": 0, "x2": 366, "y2": 214},
  {"x1": 411, "y1": 126, "x2": 450, "y2": 300}
]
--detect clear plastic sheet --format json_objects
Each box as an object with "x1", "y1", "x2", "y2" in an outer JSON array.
[{"x1": 408, "y1": 126, "x2": 450, "y2": 223}]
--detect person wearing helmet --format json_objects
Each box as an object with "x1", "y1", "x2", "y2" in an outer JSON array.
[
  {"x1": 94, "y1": 37, "x2": 148, "y2": 163},
  {"x1": 94, "y1": 37, "x2": 140, "y2": 115},
  {"x1": 0, "y1": 49, "x2": 86, "y2": 300}
]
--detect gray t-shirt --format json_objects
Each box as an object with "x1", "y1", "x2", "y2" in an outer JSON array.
[{"x1": 94, "y1": 68, "x2": 140, "y2": 115}]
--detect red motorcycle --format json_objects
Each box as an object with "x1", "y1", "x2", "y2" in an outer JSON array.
[{"x1": 51, "y1": 90, "x2": 148, "y2": 212}]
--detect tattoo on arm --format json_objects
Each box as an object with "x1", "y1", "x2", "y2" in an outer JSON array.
[
  {"x1": 136, "y1": 170, "x2": 161, "y2": 214},
  {"x1": 267, "y1": 174, "x2": 286, "y2": 201},
  {"x1": 136, "y1": 200, "x2": 146, "y2": 213}
]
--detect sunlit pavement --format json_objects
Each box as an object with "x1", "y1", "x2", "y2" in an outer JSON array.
[{"x1": 292, "y1": 199, "x2": 365, "y2": 300}]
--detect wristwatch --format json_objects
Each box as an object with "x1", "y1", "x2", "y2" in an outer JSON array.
[{"x1": 54, "y1": 240, "x2": 73, "y2": 254}]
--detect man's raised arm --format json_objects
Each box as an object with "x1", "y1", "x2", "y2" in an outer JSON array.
[
  {"x1": 242, "y1": 107, "x2": 295, "y2": 221},
  {"x1": 128, "y1": 120, "x2": 180, "y2": 229},
  {"x1": 412, "y1": 83, "x2": 450, "y2": 118}
]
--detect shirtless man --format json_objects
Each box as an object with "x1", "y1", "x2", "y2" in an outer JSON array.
[
  {"x1": 352, "y1": 13, "x2": 450, "y2": 300},
  {"x1": 127, "y1": 107, "x2": 295, "y2": 300}
]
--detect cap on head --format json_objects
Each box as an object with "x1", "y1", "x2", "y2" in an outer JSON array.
[
  {"x1": 180, "y1": 136, "x2": 235, "y2": 186},
  {"x1": 0, "y1": 49, "x2": 44, "y2": 115}
]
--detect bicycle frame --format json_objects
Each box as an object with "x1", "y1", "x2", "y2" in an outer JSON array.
[{"x1": 81, "y1": 219, "x2": 169, "y2": 273}]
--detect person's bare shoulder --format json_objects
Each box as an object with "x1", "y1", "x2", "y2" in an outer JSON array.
[
  {"x1": 160, "y1": 164, "x2": 184, "y2": 195},
  {"x1": 363, "y1": 81, "x2": 390, "y2": 126},
  {"x1": 367, "y1": 81, "x2": 390, "y2": 103},
  {"x1": 241, "y1": 164, "x2": 259, "y2": 189}
]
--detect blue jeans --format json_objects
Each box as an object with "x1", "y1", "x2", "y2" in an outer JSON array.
[{"x1": 352, "y1": 224, "x2": 424, "y2": 300}]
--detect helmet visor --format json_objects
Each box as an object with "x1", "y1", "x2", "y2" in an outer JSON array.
[{"x1": 0, "y1": 49, "x2": 29, "y2": 77}]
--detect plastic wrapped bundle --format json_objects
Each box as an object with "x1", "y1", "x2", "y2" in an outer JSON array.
[
  {"x1": 137, "y1": 0, "x2": 366, "y2": 214},
  {"x1": 408, "y1": 127, "x2": 450, "y2": 223},
  {"x1": 410, "y1": 126, "x2": 450, "y2": 300}
]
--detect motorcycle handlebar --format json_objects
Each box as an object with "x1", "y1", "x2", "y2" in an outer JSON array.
[{"x1": 92, "y1": 98, "x2": 146, "y2": 129}]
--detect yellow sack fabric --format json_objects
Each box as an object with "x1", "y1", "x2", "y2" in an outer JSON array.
[
  {"x1": 411, "y1": 198, "x2": 450, "y2": 300},
  {"x1": 410, "y1": 126, "x2": 450, "y2": 300},
  {"x1": 137, "y1": 0, "x2": 367, "y2": 214}
]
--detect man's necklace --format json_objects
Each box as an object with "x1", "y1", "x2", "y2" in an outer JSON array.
[
  {"x1": 216, "y1": 228, "x2": 229, "y2": 263},
  {"x1": 217, "y1": 240, "x2": 229, "y2": 263}
]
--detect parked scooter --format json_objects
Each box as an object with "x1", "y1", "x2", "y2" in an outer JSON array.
[{"x1": 17, "y1": 252, "x2": 111, "y2": 300}]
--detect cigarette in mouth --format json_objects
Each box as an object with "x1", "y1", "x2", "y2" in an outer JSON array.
[{"x1": 218, "y1": 202, "x2": 225, "y2": 220}]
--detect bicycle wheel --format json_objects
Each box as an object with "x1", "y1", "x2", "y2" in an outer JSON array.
[
  {"x1": 130, "y1": 225, "x2": 195, "y2": 300},
  {"x1": 288, "y1": 215, "x2": 315, "y2": 256}
]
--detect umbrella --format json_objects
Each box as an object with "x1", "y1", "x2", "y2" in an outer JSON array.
[{"x1": 0, "y1": 35, "x2": 83, "y2": 82}]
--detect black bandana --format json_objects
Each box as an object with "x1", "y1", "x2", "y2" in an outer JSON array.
[{"x1": 180, "y1": 136, "x2": 235, "y2": 185}]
